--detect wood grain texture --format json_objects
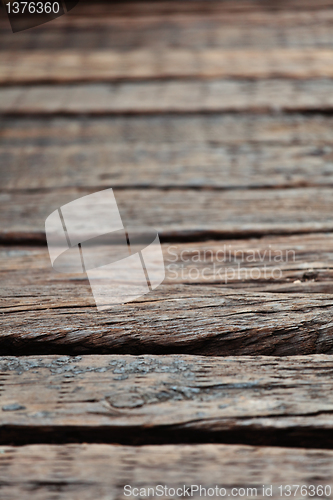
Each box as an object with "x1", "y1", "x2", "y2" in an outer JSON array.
[
  {"x1": 3, "y1": 80, "x2": 333, "y2": 114},
  {"x1": 2, "y1": 2, "x2": 333, "y2": 67},
  {"x1": 2, "y1": 0, "x2": 333, "y2": 480},
  {"x1": 2, "y1": 18, "x2": 333, "y2": 53},
  {"x1": 2, "y1": 114, "x2": 333, "y2": 146},
  {"x1": 2, "y1": 187, "x2": 333, "y2": 242},
  {"x1": 1, "y1": 233, "x2": 333, "y2": 292},
  {"x1": 1, "y1": 443, "x2": 333, "y2": 500},
  {"x1": 2, "y1": 48, "x2": 333, "y2": 84},
  {"x1": 3, "y1": 139, "x2": 333, "y2": 191},
  {"x1": 1, "y1": 355, "x2": 333, "y2": 448},
  {"x1": 2, "y1": 280, "x2": 333, "y2": 355},
  {"x1": 50, "y1": 1, "x2": 333, "y2": 16},
  {"x1": 1, "y1": 110, "x2": 333, "y2": 193}
]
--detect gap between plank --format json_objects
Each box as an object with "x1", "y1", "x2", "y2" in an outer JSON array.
[{"x1": 1, "y1": 423, "x2": 333, "y2": 450}]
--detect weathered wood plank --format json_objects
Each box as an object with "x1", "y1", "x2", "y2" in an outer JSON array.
[
  {"x1": 2, "y1": 281, "x2": 333, "y2": 355},
  {"x1": 1, "y1": 234, "x2": 333, "y2": 292},
  {"x1": 2, "y1": 80, "x2": 333, "y2": 115},
  {"x1": 2, "y1": 3, "x2": 333, "y2": 58},
  {"x1": 2, "y1": 19, "x2": 333, "y2": 54},
  {"x1": 1, "y1": 443, "x2": 333, "y2": 500},
  {"x1": 2, "y1": 48, "x2": 333, "y2": 84},
  {"x1": 50, "y1": 1, "x2": 333, "y2": 16},
  {"x1": 1, "y1": 355, "x2": 333, "y2": 448},
  {"x1": 3, "y1": 115, "x2": 333, "y2": 147},
  {"x1": 3, "y1": 0, "x2": 333, "y2": 25},
  {"x1": 3, "y1": 141, "x2": 333, "y2": 191},
  {"x1": 2, "y1": 187, "x2": 333, "y2": 242}
]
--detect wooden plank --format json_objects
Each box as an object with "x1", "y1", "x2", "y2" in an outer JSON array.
[
  {"x1": 1, "y1": 234, "x2": 333, "y2": 292},
  {"x1": 2, "y1": 48, "x2": 333, "y2": 84},
  {"x1": 3, "y1": 0, "x2": 333, "y2": 24},
  {"x1": 1, "y1": 443, "x2": 333, "y2": 500},
  {"x1": 55, "y1": 1, "x2": 333, "y2": 16},
  {"x1": 3, "y1": 140, "x2": 333, "y2": 191},
  {"x1": 2, "y1": 80, "x2": 333, "y2": 115},
  {"x1": 2, "y1": 115, "x2": 333, "y2": 146},
  {"x1": 2, "y1": 281, "x2": 333, "y2": 355},
  {"x1": 2, "y1": 187, "x2": 333, "y2": 242},
  {"x1": 2, "y1": 5, "x2": 333, "y2": 54},
  {"x1": 1, "y1": 355, "x2": 333, "y2": 448},
  {"x1": 2, "y1": 19, "x2": 333, "y2": 53}
]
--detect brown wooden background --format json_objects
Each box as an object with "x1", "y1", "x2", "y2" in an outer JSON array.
[{"x1": 2, "y1": 1, "x2": 333, "y2": 498}]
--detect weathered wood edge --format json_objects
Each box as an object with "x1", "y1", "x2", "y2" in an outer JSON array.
[
  {"x1": 1, "y1": 354, "x2": 333, "y2": 449},
  {"x1": 2, "y1": 285, "x2": 333, "y2": 356}
]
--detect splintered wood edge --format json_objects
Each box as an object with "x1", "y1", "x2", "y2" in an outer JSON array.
[{"x1": 2, "y1": 284, "x2": 333, "y2": 355}]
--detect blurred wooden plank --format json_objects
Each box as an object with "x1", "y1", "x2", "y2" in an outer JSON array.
[
  {"x1": 1, "y1": 443, "x2": 333, "y2": 500},
  {"x1": 2, "y1": 187, "x2": 333, "y2": 243},
  {"x1": 3, "y1": 141, "x2": 333, "y2": 191},
  {"x1": 2, "y1": 48, "x2": 333, "y2": 84},
  {"x1": 1, "y1": 234, "x2": 333, "y2": 292},
  {"x1": 3, "y1": 80, "x2": 333, "y2": 114},
  {"x1": 1, "y1": 355, "x2": 333, "y2": 448},
  {"x1": 2, "y1": 115, "x2": 333, "y2": 146},
  {"x1": 2, "y1": 5, "x2": 333, "y2": 54},
  {"x1": 3, "y1": 0, "x2": 333, "y2": 25},
  {"x1": 2, "y1": 283, "x2": 333, "y2": 355},
  {"x1": 61, "y1": 1, "x2": 333, "y2": 16},
  {"x1": 2, "y1": 19, "x2": 333, "y2": 53}
]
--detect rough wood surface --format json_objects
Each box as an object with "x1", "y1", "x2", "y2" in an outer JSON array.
[
  {"x1": 1, "y1": 443, "x2": 333, "y2": 500},
  {"x1": 1, "y1": 355, "x2": 333, "y2": 448},
  {"x1": 3, "y1": 80, "x2": 333, "y2": 115},
  {"x1": 2, "y1": 281, "x2": 333, "y2": 355},
  {"x1": 1, "y1": 234, "x2": 333, "y2": 292},
  {"x1": 2, "y1": 0, "x2": 333, "y2": 467},
  {"x1": 2, "y1": 187, "x2": 333, "y2": 243}
]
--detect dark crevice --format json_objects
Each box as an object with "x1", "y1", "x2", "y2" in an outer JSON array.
[
  {"x1": 3, "y1": 75, "x2": 333, "y2": 88},
  {"x1": 2, "y1": 424, "x2": 333, "y2": 450},
  {"x1": 3, "y1": 183, "x2": 333, "y2": 194},
  {"x1": 5, "y1": 108, "x2": 333, "y2": 119},
  {"x1": 3, "y1": 227, "x2": 333, "y2": 246},
  {"x1": 0, "y1": 330, "x2": 329, "y2": 356}
]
